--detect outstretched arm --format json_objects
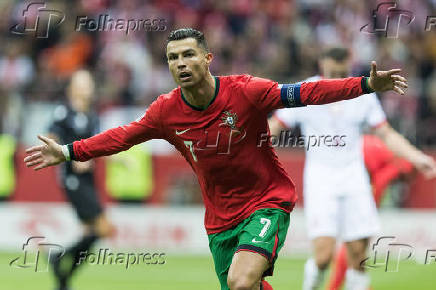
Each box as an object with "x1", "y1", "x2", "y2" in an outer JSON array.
[
  {"x1": 25, "y1": 122, "x2": 159, "y2": 171},
  {"x1": 240, "y1": 61, "x2": 407, "y2": 114},
  {"x1": 374, "y1": 123, "x2": 436, "y2": 179},
  {"x1": 25, "y1": 98, "x2": 164, "y2": 171},
  {"x1": 297, "y1": 61, "x2": 407, "y2": 106}
]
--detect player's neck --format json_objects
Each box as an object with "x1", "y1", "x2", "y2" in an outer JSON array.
[{"x1": 181, "y1": 73, "x2": 216, "y2": 110}]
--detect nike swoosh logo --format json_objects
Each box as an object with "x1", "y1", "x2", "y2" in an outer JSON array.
[
  {"x1": 251, "y1": 238, "x2": 269, "y2": 244},
  {"x1": 175, "y1": 128, "x2": 191, "y2": 135}
]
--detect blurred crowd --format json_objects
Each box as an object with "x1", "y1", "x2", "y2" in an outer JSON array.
[{"x1": 0, "y1": 0, "x2": 435, "y2": 147}]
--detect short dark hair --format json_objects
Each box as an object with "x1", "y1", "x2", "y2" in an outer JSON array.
[
  {"x1": 321, "y1": 47, "x2": 350, "y2": 62},
  {"x1": 167, "y1": 28, "x2": 209, "y2": 52}
]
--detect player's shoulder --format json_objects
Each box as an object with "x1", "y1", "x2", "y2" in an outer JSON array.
[
  {"x1": 143, "y1": 87, "x2": 181, "y2": 119},
  {"x1": 219, "y1": 74, "x2": 272, "y2": 85},
  {"x1": 220, "y1": 74, "x2": 252, "y2": 83},
  {"x1": 218, "y1": 74, "x2": 251, "y2": 88},
  {"x1": 151, "y1": 87, "x2": 180, "y2": 106},
  {"x1": 220, "y1": 74, "x2": 276, "y2": 90}
]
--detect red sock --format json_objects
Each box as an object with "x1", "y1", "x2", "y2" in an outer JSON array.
[
  {"x1": 261, "y1": 280, "x2": 273, "y2": 290},
  {"x1": 328, "y1": 244, "x2": 348, "y2": 290}
]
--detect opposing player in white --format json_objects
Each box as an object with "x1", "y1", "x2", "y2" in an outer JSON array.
[{"x1": 269, "y1": 48, "x2": 436, "y2": 290}]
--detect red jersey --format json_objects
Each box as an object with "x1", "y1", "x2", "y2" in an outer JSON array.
[{"x1": 70, "y1": 75, "x2": 369, "y2": 234}]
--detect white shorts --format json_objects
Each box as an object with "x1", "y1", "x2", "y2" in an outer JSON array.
[{"x1": 304, "y1": 188, "x2": 380, "y2": 242}]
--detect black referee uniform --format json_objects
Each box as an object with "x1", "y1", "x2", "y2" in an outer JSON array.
[{"x1": 49, "y1": 104, "x2": 103, "y2": 222}]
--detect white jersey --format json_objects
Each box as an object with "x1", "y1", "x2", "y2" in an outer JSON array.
[
  {"x1": 275, "y1": 75, "x2": 386, "y2": 240},
  {"x1": 274, "y1": 76, "x2": 386, "y2": 196}
]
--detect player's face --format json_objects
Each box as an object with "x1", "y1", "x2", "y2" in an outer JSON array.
[
  {"x1": 166, "y1": 38, "x2": 212, "y2": 88},
  {"x1": 69, "y1": 72, "x2": 95, "y2": 111},
  {"x1": 320, "y1": 58, "x2": 351, "y2": 79}
]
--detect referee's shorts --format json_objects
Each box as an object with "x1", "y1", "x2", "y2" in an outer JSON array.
[{"x1": 63, "y1": 174, "x2": 103, "y2": 223}]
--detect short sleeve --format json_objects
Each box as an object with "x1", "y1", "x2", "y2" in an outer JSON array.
[
  {"x1": 241, "y1": 75, "x2": 304, "y2": 113},
  {"x1": 134, "y1": 97, "x2": 165, "y2": 140},
  {"x1": 364, "y1": 93, "x2": 387, "y2": 128}
]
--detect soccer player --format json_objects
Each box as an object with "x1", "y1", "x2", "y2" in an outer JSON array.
[
  {"x1": 47, "y1": 70, "x2": 114, "y2": 290},
  {"x1": 25, "y1": 29, "x2": 408, "y2": 290},
  {"x1": 269, "y1": 47, "x2": 436, "y2": 290},
  {"x1": 328, "y1": 134, "x2": 415, "y2": 290}
]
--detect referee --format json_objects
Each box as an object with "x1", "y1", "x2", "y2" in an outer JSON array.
[{"x1": 48, "y1": 70, "x2": 114, "y2": 290}]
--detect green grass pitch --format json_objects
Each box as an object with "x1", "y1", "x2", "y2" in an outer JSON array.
[{"x1": 1, "y1": 252, "x2": 435, "y2": 289}]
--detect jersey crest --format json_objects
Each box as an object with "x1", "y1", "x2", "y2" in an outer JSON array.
[{"x1": 220, "y1": 111, "x2": 239, "y2": 130}]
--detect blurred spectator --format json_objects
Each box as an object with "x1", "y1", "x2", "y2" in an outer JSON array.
[
  {"x1": 0, "y1": 41, "x2": 33, "y2": 92},
  {"x1": 0, "y1": 40, "x2": 34, "y2": 135}
]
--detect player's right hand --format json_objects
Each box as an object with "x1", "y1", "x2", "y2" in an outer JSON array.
[
  {"x1": 24, "y1": 135, "x2": 66, "y2": 171},
  {"x1": 413, "y1": 154, "x2": 436, "y2": 179}
]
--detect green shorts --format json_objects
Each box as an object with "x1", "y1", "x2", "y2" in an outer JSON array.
[{"x1": 208, "y1": 208, "x2": 290, "y2": 290}]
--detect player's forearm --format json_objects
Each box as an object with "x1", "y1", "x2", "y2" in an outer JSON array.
[
  {"x1": 300, "y1": 77, "x2": 373, "y2": 105},
  {"x1": 69, "y1": 124, "x2": 148, "y2": 161},
  {"x1": 376, "y1": 125, "x2": 424, "y2": 165}
]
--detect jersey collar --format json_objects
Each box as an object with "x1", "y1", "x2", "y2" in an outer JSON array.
[{"x1": 180, "y1": 76, "x2": 220, "y2": 111}]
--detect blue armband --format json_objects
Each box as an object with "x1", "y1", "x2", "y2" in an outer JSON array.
[{"x1": 279, "y1": 84, "x2": 304, "y2": 107}]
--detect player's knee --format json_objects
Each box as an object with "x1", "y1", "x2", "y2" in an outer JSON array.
[
  {"x1": 91, "y1": 215, "x2": 116, "y2": 238},
  {"x1": 315, "y1": 251, "x2": 334, "y2": 270},
  {"x1": 97, "y1": 222, "x2": 115, "y2": 238},
  {"x1": 347, "y1": 240, "x2": 367, "y2": 257},
  {"x1": 227, "y1": 275, "x2": 258, "y2": 290},
  {"x1": 227, "y1": 267, "x2": 260, "y2": 290},
  {"x1": 313, "y1": 237, "x2": 336, "y2": 270},
  {"x1": 347, "y1": 249, "x2": 366, "y2": 270}
]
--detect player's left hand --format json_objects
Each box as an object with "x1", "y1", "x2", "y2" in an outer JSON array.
[
  {"x1": 368, "y1": 61, "x2": 408, "y2": 95},
  {"x1": 413, "y1": 154, "x2": 436, "y2": 179}
]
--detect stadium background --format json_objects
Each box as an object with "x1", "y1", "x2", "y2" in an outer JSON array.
[{"x1": 0, "y1": 0, "x2": 435, "y2": 289}]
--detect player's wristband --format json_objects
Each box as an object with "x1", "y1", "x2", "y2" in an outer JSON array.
[
  {"x1": 61, "y1": 145, "x2": 71, "y2": 161},
  {"x1": 362, "y1": 77, "x2": 375, "y2": 94},
  {"x1": 67, "y1": 143, "x2": 75, "y2": 161}
]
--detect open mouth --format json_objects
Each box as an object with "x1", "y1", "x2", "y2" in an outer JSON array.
[{"x1": 179, "y1": 72, "x2": 192, "y2": 81}]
